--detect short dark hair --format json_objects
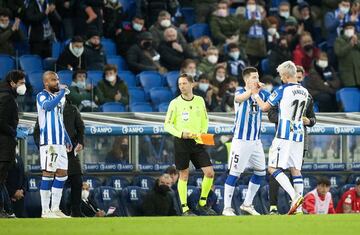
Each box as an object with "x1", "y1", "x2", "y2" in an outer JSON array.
[
  {"x1": 179, "y1": 73, "x2": 194, "y2": 83},
  {"x1": 317, "y1": 177, "x2": 331, "y2": 187},
  {"x1": 71, "y1": 36, "x2": 84, "y2": 43},
  {"x1": 296, "y1": 65, "x2": 305, "y2": 74},
  {"x1": 104, "y1": 64, "x2": 118, "y2": 73},
  {"x1": 72, "y1": 69, "x2": 87, "y2": 81},
  {"x1": 0, "y1": 8, "x2": 11, "y2": 18},
  {"x1": 242, "y1": 67, "x2": 258, "y2": 78},
  {"x1": 227, "y1": 43, "x2": 239, "y2": 51},
  {"x1": 164, "y1": 166, "x2": 178, "y2": 175},
  {"x1": 5, "y1": 70, "x2": 26, "y2": 84}
]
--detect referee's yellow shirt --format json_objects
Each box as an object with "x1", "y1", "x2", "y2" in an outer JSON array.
[{"x1": 164, "y1": 95, "x2": 208, "y2": 141}]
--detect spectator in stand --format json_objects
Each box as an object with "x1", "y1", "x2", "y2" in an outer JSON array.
[
  {"x1": 295, "y1": 1, "x2": 318, "y2": 43},
  {"x1": 198, "y1": 46, "x2": 221, "y2": 79},
  {"x1": 334, "y1": 21, "x2": 360, "y2": 87},
  {"x1": 158, "y1": 27, "x2": 194, "y2": 71},
  {"x1": 126, "y1": 31, "x2": 167, "y2": 74},
  {"x1": 266, "y1": 16, "x2": 280, "y2": 49},
  {"x1": 193, "y1": 74, "x2": 219, "y2": 112},
  {"x1": 293, "y1": 31, "x2": 320, "y2": 73},
  {"x1": 149, "y1": 10, "x2": 187, "y2": 49},
  {"x1": 115, "y1": 15, "x2": 146, "y2": 57},
  {"x1": 57, "y1": 36, "x2": 87, "y2": 71},
  {"x1": 194, "y1": 0, "x2": 217, "y2": 23},
  {"x1": 138, "y1": 0, "x2": 179, "y2": 28},
  {"x1": 80, "y1": 182, "x2": 106, "y2": 217},
  {"x1": 164, "y1": 166, "x2": 179, "y2": 187},
  {"x1": 336, "y1": 179, "x2": 360, "y2": 213},
  {"x1": 302, "y1": 177, "x2": 336, "y2": 214},
  {"x1": 0, "y1": 8, "x2": 24, "y2": 56},
  {"x1": 225, "y1": 43, "x2": 248, "y2": 82},
  {"x1": 304, "y1": 52, "x2": 340, "y2": 112},
  {"x1": 268, "y1": 36, "x2": 293, "y2": 78},
  {"x1": 4, "y1": 0, "x2": 26, "y2": 20},
  {"x1": 190, "y1": 36, "x2": 214, "y2": 60},
  {"x1": 276, "y1": 1, "x2": 292, "y2": 32},
  {"x1": 211, "y1": 65, "x2": 228, "y2": 97},
  {"x1": 24, "y1": 0, "x2": 59, "y2": 58},
  {"x1": 102, "y1": 0, "x2": 124, "y2": 39},
  {"x1": 75, "y1": 0, "x2": 104, "y2": 37},
  {"x1": 84, "y1": 31, "x2": 107, "y2": 70},
  {"x1": 220, "y1": 77, "x2": 238, "y2": 112},
  {"x1": 95, "y1": 64, "x2": 129, "y2": 106},
  {"x1": 142, "y1": 174, "x2": 177, "y2": 216},
  {"x1": 180, "y1": 59, "x2": 198, "y2": 81},
  {"x1": 283, "y1": 16, "x2": 303, "y2": 51},
  {"x1": 55, "y1": 0, "x2": 76, "y2": 40},
  {"x1": 105, "y1": 137, "x2": 129, "y2": 164},
  {"x1": 68, "y1": 70, "x2": 98, "y2": 112}
]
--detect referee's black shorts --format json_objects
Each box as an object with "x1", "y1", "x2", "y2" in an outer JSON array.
[{"x1": 174, "y1": 137, "x2": 212, "y2": 170}]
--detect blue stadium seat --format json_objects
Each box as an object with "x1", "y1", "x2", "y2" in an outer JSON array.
[
  {"x1": 93, "y1": 186, "x2": 124, "y2": 216},
  {"x1": 233, "y1": 185, "x2": 247, "y2": 215},
  {"x1": 330, "y1": 187, "x2": 340, "y2": 207},
  {"x1": 277, "y1": 187, "x2": 291, "y2": 214},
  {"x1": 130, "y1": 102, "x2": 153, "y2": 112},
  {"x1": 28, "y1": 71, "x2": 45, "y2": 95},
  {"x1": 107, "y1": 55, "x2": 127, "y2": 70},
  {"x1": 326, "y1": 174, "x2": 346, "y2": 189},
  {"x1": 118, "y1": 70, "x2": 137, "y2": 87},
  {"x1": 101, "y1": 38, "x2": 116, "y2": 56},
  {"x1": 106, "y1": 176, "x2": 131, "y2": 191},
  {"x1": 119, "y1": 0, "x2": 136, "y2": 20},
  {"x1": 158, "y1": 102, "x2": 170, "y2": 112},
  {"x1": 100, "y1": 102, "x2": 126, "y2": 112},
  {"x1": 188, "y1": 175, "x2": 203, "y2": 188},
  {"x1": 52, "y1": 41, "x2": 63, "y2": 58},
  {"x1": 213, "y1": 185, "x2": 225, "y2": 214},
  {"x1": 87, "y1": 70, "x2": 103, "y2": 86},
  {"x1": 83, "y1": 176, "x2": 102, "y2": 190},
  {"x1": 165, "y1": 71, "x2": 179, "y2": 94},
  {"x1": 57, "y1": 70, "x2": 73, "y2": 86},
  {"x1": 336, "y1": 88, "x2": 360, "y2": 112},
  {"x1": 43, "y1": 57, "x2": 57, "y2": 71},
  {"x1": 128, "y1": 87, "x2": 147, "y2": 104},
  {"x1": 19, "y1": 55, "x2": 43, "y2": 73},
  {"x1": 60, "y1": 187, "x2": 72, "y2": 215},
  {"x1": 132, "y1": 175, "x2": 155, "y2": 190},
  {"x1": 259, "y1": 185, "x2": 270, "y2": 214},
  {"x1": 138, "y1": 71, "x2": 164, "y2": 93},
  {"x1": 25, "y1": 176, "x2": 42, "y2": 218},
  {"x1": 180, "y1": 7, "x2": 195, "y2": 26},
  {"x1": 121, "y1": 186, "x2": 147, "y2": 216},
  {"x1": 0, "y1": 54, "x2": 15, "y2": 79},
  {"x1": 302, "y1": 175, "x2": 318, "y2": 191},
  {"x1": 188, "y1": 23, "x2": 210, "y2": 41},
  {"x1": 347, "y1": 174, "x2": 360, "y2": 184},
  {"x1": 149, "y1": 87, "x2": 173, "y2": 110},
  {"x1": 261, "y1": 58, "x2": 270, "y2": 75}
]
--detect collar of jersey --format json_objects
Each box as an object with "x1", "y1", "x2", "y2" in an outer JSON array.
[{"x1": 180, "y1": 94, "x2": 194, "y2": 101}]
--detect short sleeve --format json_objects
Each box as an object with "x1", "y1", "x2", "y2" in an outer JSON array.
[
  {"x1": 36, "y1": 93, "x2": 49, "y2": 109},
  {"x1": 267, "y1": 86, "x2": 284, "y2": 106}
]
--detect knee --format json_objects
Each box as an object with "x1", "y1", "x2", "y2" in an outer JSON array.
[
  {"x1": 267, "y1": 166, "x2": 276, "y2": 175},
  {"x1": 204, "y1": 168, "x2": 215, "y2": 178},
  {"x1": 179, "y1": 169, "x2": 189, "y2": 181},
  {"x1": 55, "y1": 169, "x2": 68, "y2": 177}
]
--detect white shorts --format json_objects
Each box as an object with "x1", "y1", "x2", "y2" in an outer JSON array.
[
  {"x1": 40, "y1": 145, "x2": 68, "y2": 172},
  {"x1": 268, "y1": 138, "x2": 304, "y2": 170},
  {"x1": 228, "y1": 139, "x2": 266, "y2": 176}
]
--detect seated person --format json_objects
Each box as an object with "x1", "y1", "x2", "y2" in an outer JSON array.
[
  {"x1": 211, "y1": 66, "x2": 228, "y2": 97},
  {"x1": 80, "y1": 182, "x2": 105, "y2": 217},
  {"x1": 303, "y1": 177, "x2": 336, "y2": 214},
  {"x1": 105, "y1": 137, "x2": 129, "y2": 164},
  {"x1": 225, "y1": 43, "x2": 248, "y2": 80},
  {"x1": 193, "y1": 74, "x2": 219, "y2": 112},
  {"x1": 220, "y1": 77, "x2": 239, "y2": 112},
  {"x1": 142, "y1": 174, "x2": 177, "y2": 216},
  {"x1": 57, "y1": 36, "x2": 87, "y2": 71},
  {"x1": 336, "y1": 179, "x2": 360, "y2": 214},
  {"x1": 68, "y1": 70, "x2": 98, "y2": 112},
  {"x1": 293, "y1": 31, "x2": 320, "y2": 73},
  {"x1": 180, "y1": 59, "x2": 198, "y2": 81},
  {"x1": 84, "y1": 31, "x2": 107, "y2": 70},
  {"x1": 164, "y1": 166, "x2": 179, "y2": 187},
  {"x1": 198, "y1": 46, "x2": 221, "y2": 79},
  {"x1": 190, "y1": 36, "x2": 214, "y2": 59},
  {"x1": 95, "y1": 64, "x2": 129, "y2": 105}
]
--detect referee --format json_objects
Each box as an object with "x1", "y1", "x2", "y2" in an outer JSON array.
[{"x1": 164, "y1": 74, "x2": 216, "y2": 216}]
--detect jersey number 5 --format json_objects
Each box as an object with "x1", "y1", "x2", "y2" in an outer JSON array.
[{"x1": 291, "y1": 100, "x2": 306, "y2": 121}]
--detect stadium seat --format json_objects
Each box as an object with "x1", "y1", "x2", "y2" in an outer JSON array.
[
  {"x1": 107, "y1": 55, "x2": 127, "y2": 70},
  {"x1": 130, "y1": 102, "x2": 153, "y2": 112},
  {"x1": 128, "y1": 87, "x2": 147, "y2": 104},
  {"x1": 302, "y1": 174, "x2": 318, "y2": 191},
  {"x1": 57, "y1": 70, "x2": 73, "y2": 86},
  {"x1": 0, "y1": 54, "x2": 15, "y2": 79},
  {"x1": 149, "y1": 87, "x2": 173, "y2": 110},
  {"x1": 28, "y1": 71, "x2": 45, "y2": 95},
  {"x1": 132, "y1": 175, "x2": 155, "y2": 190},
  {"x1": 188, "y1": 175, "x2": 203, "y2": 188},
  {"x1": 347, "y1": 174, "x2": 360, "y2": 184},
  {"x1": 165, "y1": 71, "x2": 179, "y2": 94},
  {"x1": 119, "y1": 0, "x2": 136, "y2": 20},
  {"x1": 100, "y1": 102, "x2": 126, "y2": 112},
  {"x1": 259, "y1": 185, "x2": 270, "y2": 214},
  {"x1": 93, "y1": 186, "x2": 124, "y2": 216},
  {"x1": 25, "y1": 176, "x2": 42, "y2": 218},
  {"x1": 101, "y1": 38, "x2": 117, "y2": 56},
  {"x1": 326, "y1": 174, "x2": 346, "y2": 189},
  {"x1": 336, "y1": 88, "x2": 360, "y2": 112},
  {"x1": 138, "y1": 71, "x2": 164, "y2": 94},
  {"x1": 83, "y1": 176, "x2": 102, "y2": 190},
  {"x1": 19, "y1": 55, "x2": 43, "y2": 73},
  {"x1": 188, "y1": 23, "x2": 210, "y2": 41},
  {"x1": 213, "y1": 185, "x2": 225, "y2": 214},
  {"x1": 261, "y1": 58, "x2": 270, "y2": 75},
  {"x1": 233, "y1": 185, "x2": 248, "y2": 215},
  {"x1": 59, "y1": 187, "x2": 72, "y2": 215},
  {"x1": 43, "y1": 57, "x2": 57, "y2": 71},
  {"x1": 330, "y1": 187, "x2": 341, "y2": 207},
  {"x1": 87, "y1": 70, "x2": 103, "y2": 86},
  {"x1": 52, "y1": 41, "x2": 63, "y2": 58},
  {"x1": 158, "y1": 102, "x2": 169, "y2": 112},
  {"x1": 180, "y1": 7, "x2": 195, "y2": 26},
  {"x1": 121, "y1": 186, "x2": 147, "y2": 216},
  {"x1": 118, "y1": 70, "x2": 137, "y2": 88},
  {"x1": 106, "y1": 176, "x2": 131, "y2": 191},
  {"x1": 277, "y1": 187, "x2": 291, "y2": 214}
]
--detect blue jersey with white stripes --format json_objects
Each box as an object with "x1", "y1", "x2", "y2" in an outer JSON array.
[
  {"x1": 267, "y1": 83, "x2": 309, "y2": 142},
  {"x1": 36, "y1": 90, "x2": 66, "y2": 146},
  {"x1": 233, "y1": 88, "x2": 270, "y2": 140}
]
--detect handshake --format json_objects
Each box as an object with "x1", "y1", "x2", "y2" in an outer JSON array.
[{"x1": 16, "y1": 127, "x2": 29, "y2": 139}]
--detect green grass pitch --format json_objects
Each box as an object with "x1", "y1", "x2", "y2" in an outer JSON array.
[{"x1": 1, "y1": 214, "x2": 359, "y2": 235}]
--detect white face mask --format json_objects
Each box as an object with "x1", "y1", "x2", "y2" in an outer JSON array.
[
  {"x1": 217, "y1": 9, "x2": 228, "y2": 17},
  {"x1": 0, "y1": 22, "x2": 9, "y2": 29},
  {"x1": 109, "y1": 0, "x2": 118, "y2": 4},
  {"x1": 207, "y1": 55, "x2": 218, "y2": 64},
  {"x1": 340, "y1": 6, "x2": 350, "y2": 14},
  {"x1": 81, "y1": 190, "x2": 89, "y2": 200},
  {"x1": 132, "y1": 22, "x2": 143, "y2": 32},
  {"x1": 303, "y1": 15, "x2": 310, "y2": 20},
  {"x1": 198, "y1": 83, "x2": 209, "y2": 92},
  {"x1": 229, "y1": 51, "x2": 240, "y2": 60},
  {"x1": 73, "y1": 47, "x2": 84, "y2": 57},
  {"x1": 317, "y1": 60, "x2": 328, "y2": 69},
  {"x1": 344, "y1": 28, "x2": 355, "y2": 38},
  {"x1": 106, "y1": 75, "x2": 117, "y2": 82},
  {"x1": 216, "y1": 75, "x2": 226, "y2": 83},
  {"x1": 160, "y1": 19, "x2": 171, "y2": 28},
  {"x1": 279, "y1": 11, "x2": 290, "y2": 19},
  {"x1": 16, "y1": 84, "x2": 27, "y2": 95},
  {"x1": 247, "y1": 4, "x2": 257, "y2": 12},
  {"x1": 76, "y1": 81, "x2": 86, "y2": 89},
  {"x1": 268, "y1": 27, "x2": 277, "y2": 35},
  {"x1": 187, "y1": 70, "x2": 196, "y2": 77}
]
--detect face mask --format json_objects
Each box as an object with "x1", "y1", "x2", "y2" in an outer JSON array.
[
  {"x1": 344, "y1": 29, "x2": 355, "y2": 38},
  {"x1": 340, "y1": 6, "x2": 350, "y2": 14},
  {"x1": 280, "y1": 11, "x2": 290, "y2": 19},
  {"x1": 268, "y1": 27, "x2": 277, "y2": 35},
  {"x1": 303, "y1": 44, "x2": 313, "y2": 52},
  {"x1": 16, "y1": 84, "x2": 26, "y2": 95},
  {"x1": 217, "y1": 9, "x2": 228, "y2": 17},
  {"x1": 81, "y1": 190, "x2": 89, "y2": 200},
  {"x1": 264, "y1": 84, "x2": 273, "y2": 93},
  {"x1": 132, "y1": 22, "x2": 143, "y2": 32},
  {"x1": 106, "y1": 75, "x2": 116, "y2": 82},
  {"x1": 198, "y1": 83, "x2": 209, "y2": 92},
  {"x1": 72, "y1": 47, "x2": 84, "y2": 57},
  {"x1": 317, "y1": 60, "x2": 328, "y2": 69},
  {"x1": 0, "y1": 22, "x2": 9, "y2": 29},
  {"x1": 303, "y1": 15, "x2": 310, "y2": 20},
  {"x1": 142, "y1": 41, "x2": 152, "y2": 49},
  {"x1": 201, "y1": 43, "x2": 210, "y2": 51},
  {"x1": 160, "y1": 19, "x2": 171, "y2": 28},
  {"x1": 247, "y1": 4, "x2": 257, "y2": 12},
  {"x1": 109, "y1": 0, "x2": 118, "y2": 4},
  {"x1": 207, "y1": 55, "x2": 218, "y2": 64},
  {"x1": 216, "y1": 75, "x2": 226, "y2": 83},
  {"x1": 229, "y1": 51, "x2": 240, "y2": 60},
  {"x1": 187, "y1": 70, "x2": 196, "y2": 77},
  {"x1": 287, "y1": 28, "x2": 297, "y2": 35},
  {"x1": 76, "y1": 81, "x2": 86, "y2": 89}
]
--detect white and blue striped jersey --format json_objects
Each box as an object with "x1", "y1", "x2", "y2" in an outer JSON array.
[
  {"x1": 36, "y1": 90, "x2": 66, "y2": 146},
  {"x1": 233, "y1": 88, "x2": 270, "y2": 140},
  {"x1": 267, "y1": 83, "x2": 309, "y2": 142}
]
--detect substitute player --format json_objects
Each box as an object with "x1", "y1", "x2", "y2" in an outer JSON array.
[
  {"x1": 164, "y1": 74, "x2": 216, "y2": 216},
  {"x1": 36, "y1": 71, "x2": 72, "y2": 218},
  {"x1": 252, "y1": 61, "x2": 308, "y2": 215},
  {"x1": 222, "y1": 67, "x2": 269, "y2": 216}
]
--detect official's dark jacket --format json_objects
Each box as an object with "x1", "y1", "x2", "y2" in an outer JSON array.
[
  {"x1": 5, "y1": 155, "x2": 26, "y2": 200},
  {"x1": 0, "y1": 81, "x2": 18, "y2": 162}
]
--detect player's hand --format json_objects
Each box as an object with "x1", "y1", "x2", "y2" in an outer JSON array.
[{"x1": 302, "y1": 116, "x2": 310, "y2": 126}]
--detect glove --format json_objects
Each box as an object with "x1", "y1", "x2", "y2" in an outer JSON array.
[{"x1": 16, "y1": 127, "x2": 28, "y2": 139}]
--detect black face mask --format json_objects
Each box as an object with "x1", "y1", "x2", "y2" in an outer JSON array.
[
  {"x1": 142, "y1": 41, "x2": 152, "y2": 49},
  {"x1": 287, "y1": 28, "x2": 297, "y2": 35},
  {"x1": 201, "y1": 43, "x2": 210, "y2": 51},
  {"x1": 303, "y1": 44, "x2": 313, "y2": 52},
  {"x1": 228, "y1": 87, "x2": 236, "y2": 93}
]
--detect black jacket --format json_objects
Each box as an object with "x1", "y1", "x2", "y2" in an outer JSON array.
[
  {"x1": 84, "y1": 42, "x2": 107, "y2": 71},
  {"x1": 126, "y1": 44, "x2": 158, "y2": 74},
  {"x1": 142, "y1": 182, "x2": 177, "y2": 216},
  {"x1": 115, "y1": 25, "x2": 144, "y2": 56},
  {"x1": 5, "y1": 155, "x2": 26, "y2": 199},
  {"x1": 0, "y1": 81, "x2": 18, "y2": 161},
  {"x1": 0, "y1": 26, "x2": 25, "y2": 56},
  {"x1": 56, "y1": 44, "x2": 87, "y2": 71},
  {"x1": 80, "y1": 197, "x2": 100, "y2": 217},
  {"x1": 158, "y1": 41, "x2": 194, "y2": 71}
]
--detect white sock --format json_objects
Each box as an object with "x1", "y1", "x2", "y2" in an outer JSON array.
[
  {"x1": 51, "y1": 176, "x2": 68, "y2": 211},
  {"x1": 293, "y1": 176, "x2": 304, "y2": 211},
  {"x1": 40, "y1": 176, "x2": 53, "y2": 212},
  {"x1": 224, "y1": 184, "x2": 235, "y2": 209},
  {"x1": 243, "y1": 182, "x2": 260, "y2": 206},
  {"x1": 274, "y1": 171, "x2": 296, "y2": 200}
]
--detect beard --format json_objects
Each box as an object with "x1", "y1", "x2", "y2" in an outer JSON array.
[{"x1": 49, "y1": 86, "x2": 60, "y2": 93}]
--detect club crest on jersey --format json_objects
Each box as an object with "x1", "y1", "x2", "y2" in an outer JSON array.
[
  {"x1": 270, "y1": 91, "x2": 278, "y2": 99},
  {"x1": 182, "y1": 111, "x2": 189, "y2": 121}
]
